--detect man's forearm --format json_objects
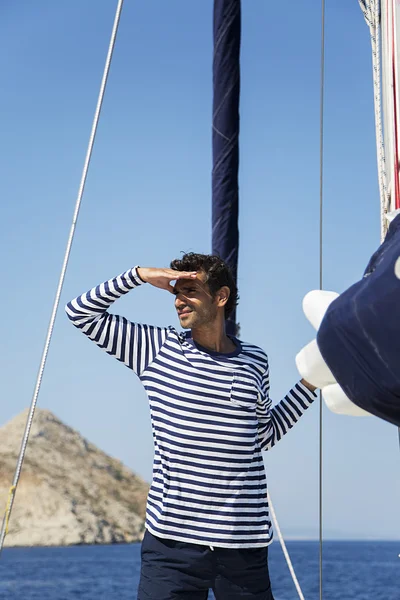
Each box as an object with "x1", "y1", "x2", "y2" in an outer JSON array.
[
  {"x1": 65, "y1": 266, "x2": 170, "y2": 375},
  {"x1": 65, "y1": 266, "x2": 144, "y2": 329},
  {"x1": 257, "y1": 380, "x2": 317, "y2": 451}
]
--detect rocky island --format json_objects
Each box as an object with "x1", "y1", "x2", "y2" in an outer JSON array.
[{"x1": 0, "y1": 409, "x2": 149, "y2": 547}]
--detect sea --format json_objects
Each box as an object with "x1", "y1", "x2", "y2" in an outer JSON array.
[{"x1": 0, "y1": 541, "x2": 398, "y2": 600}]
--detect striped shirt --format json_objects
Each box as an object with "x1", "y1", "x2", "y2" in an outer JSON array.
[{"x1": 66, "y1": 267, "x2": 316, "y2": 548}]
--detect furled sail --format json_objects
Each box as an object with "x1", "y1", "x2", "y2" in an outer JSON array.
[{"x1": 211, "y1": 0, "x2": 241, "y2": 334}]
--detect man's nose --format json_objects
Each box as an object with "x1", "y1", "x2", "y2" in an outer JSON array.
[
  {"x1": 175, "y1": 294, "x2": 185, "y2": 308},
  {"x1": 175, "y1": 292, "x2": 186, "y2": 308}
]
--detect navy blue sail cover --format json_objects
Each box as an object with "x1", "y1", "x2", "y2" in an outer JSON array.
[
  {"x1": 317, "y1": 214, "x2": 400, "y2": 427},
  {"x1": 212, "y1": 0, "x2": 241, "y2": 334}
]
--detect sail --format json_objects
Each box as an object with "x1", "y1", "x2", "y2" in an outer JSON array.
[
  {"x1": 211, "y1": 0, "x2": 241, "y2": 334},
  {"x1": 360, "y1": 0, "x2": 400, "y2": 215},
  {"x1": 381, "y1": 0, "x2": 400, "y2": 211}
]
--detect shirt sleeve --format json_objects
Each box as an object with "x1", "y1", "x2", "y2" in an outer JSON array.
[
  {"x1": 256, "y1": 361, "x2": 316, "y2": 451},
  {"x1": 65, "y1": 266, "x2": 169, "y2": 376}
]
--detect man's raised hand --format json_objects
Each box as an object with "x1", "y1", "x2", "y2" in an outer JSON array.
[{"x1": 137, "y1": 267, "x2": 197, "y2": 293}]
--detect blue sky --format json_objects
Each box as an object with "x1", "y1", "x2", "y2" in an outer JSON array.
[{"x1": 1, "y1": 0, "x2": 399, "y2": 541}]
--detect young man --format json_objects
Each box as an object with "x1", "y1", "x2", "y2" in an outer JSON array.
[{"x1": 66, "y1": 253, "x2": 317, "y2": 600}]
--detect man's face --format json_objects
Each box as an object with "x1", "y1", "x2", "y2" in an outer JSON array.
[{"x1": 173, "y1": 271, "x2": 219, "y2": 329}]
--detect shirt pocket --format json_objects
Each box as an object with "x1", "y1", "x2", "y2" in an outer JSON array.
[{"x1": 230, "y1": 371, "x2": 261, "y2": 411}]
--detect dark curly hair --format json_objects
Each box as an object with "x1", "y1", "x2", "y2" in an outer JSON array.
[{"x1": 170, "y1": 253, "x2": 239, "y2": 318}]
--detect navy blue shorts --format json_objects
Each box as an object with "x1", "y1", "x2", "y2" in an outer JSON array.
[{"x1": 137, "y1": 531, "x2": 275, "y2": 599}]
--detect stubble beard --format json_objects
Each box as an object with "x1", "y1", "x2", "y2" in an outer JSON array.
[{"x1": 180, "y1": 306, "x2": 217, "y2": 330}]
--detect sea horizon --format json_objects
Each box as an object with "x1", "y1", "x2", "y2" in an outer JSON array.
[{"x1": 2, "y1": 536, "x2": 399, "y2": 550}]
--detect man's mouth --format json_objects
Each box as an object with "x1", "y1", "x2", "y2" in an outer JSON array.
[{"x1": 178, "y1": 309, "x2": 192, "y2": 317}]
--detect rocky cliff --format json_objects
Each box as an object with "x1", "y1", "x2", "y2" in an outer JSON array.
[{"x1": 0, "y1": 409, "x2": 149, "y2": 547}]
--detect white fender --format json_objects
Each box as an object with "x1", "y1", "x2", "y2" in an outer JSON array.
[
  {"x1": 296, "y1": 289, "x2": 371, "y2": 417},
  {"x1": 302, "y1": 290, "x2": 339, "y2": 330},
  {"x1": 295, "y1": 339, "x2": 335, "y2": 389},
  {"x1": 322, "y1": 383, "x2": 371, "y2": 417},
  {"x1": 395, "y1": 256, "x2": 400, "y2": 279}
]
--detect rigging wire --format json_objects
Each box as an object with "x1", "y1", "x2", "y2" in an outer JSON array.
[
  {"x1": 319, "y1": 0, "x2": 326, "y2": 598},
  {"x1": 0, "y1": 0, "x2": 125, "y2": 555},
  {"x1": 268, "y1": 2, "x2": 327, "y2": 597},
  {"x1": 269, "y1": 495, "x2": 305, "y2": 600}
]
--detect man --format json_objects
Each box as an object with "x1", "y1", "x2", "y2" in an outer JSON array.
[{"x1": 66, "y1": 253, "x2": 317, "y2": 600}]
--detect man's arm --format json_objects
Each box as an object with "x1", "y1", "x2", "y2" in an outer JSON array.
[
  {"x1": 65, "y1": 266, "x2": 197, "y2": 376},
  {"x1": 256, "y1": 363, "x2": 317, "y2": 451}
]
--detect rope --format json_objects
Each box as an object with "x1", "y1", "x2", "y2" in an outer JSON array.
[
  {"x1": 359, "y1": 0, "x2": 389, "y2": 241},
  {"x1": 0, "y1": 0, "x2": 125, "y2": 555},
  {"x1": 269, "y1": 493, "x2": 305, "y2": 600},
  {"x1": 2, "y1": 487, "x2": 16, "y2": 537},
  {"x1": 318, "y1": 0, "x2": 326, "y2": 598}
]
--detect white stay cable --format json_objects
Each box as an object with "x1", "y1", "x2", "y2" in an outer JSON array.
[
  {"x1": 359, "y1": 0, "x2": 389, "y2": 241},
  {"x1": 0, "y1": 0, "x2": 125, "y2": 554},
  {"x1": 268, "y1": 493, "x2": 305, "y2": 600}
]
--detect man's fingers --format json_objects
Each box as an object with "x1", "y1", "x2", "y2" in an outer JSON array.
[
  {"x1": 172, "y1": 271, "x2": 197, "y2": 279},
  {"x1": 163, "y1": 270, "x2": 196, "y2": 293},
  {"x1": 142, "y1": 268, "x2": 198, "y2": 292}
]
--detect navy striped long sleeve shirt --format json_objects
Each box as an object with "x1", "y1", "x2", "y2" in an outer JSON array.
[{"x1": 66, "y1": 267, "x2": 316, "y2": 548}]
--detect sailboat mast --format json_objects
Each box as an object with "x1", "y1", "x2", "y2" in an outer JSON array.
[{"x1": 211, "y1": 0, "x2": 241, "y2": 334}]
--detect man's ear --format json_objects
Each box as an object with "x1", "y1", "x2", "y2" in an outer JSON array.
[{"x1": 217, "y1": 286, "x2": 231, "y2": 308}]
